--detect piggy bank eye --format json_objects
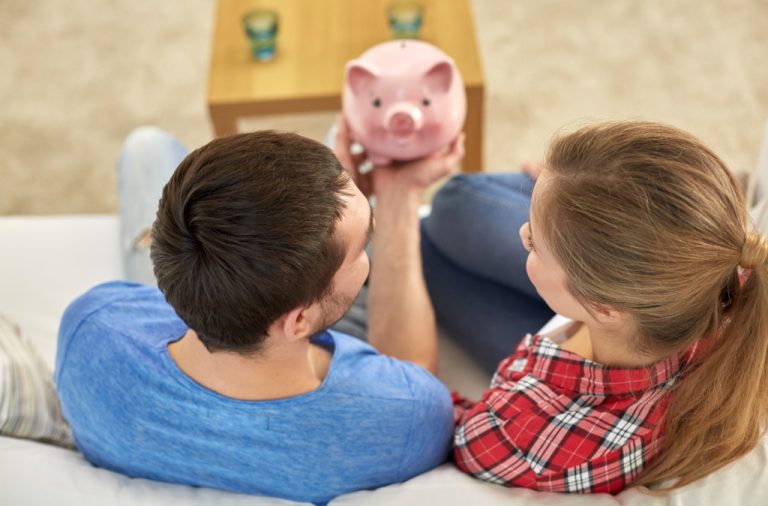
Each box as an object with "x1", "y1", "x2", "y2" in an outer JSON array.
[
  {"x1": 372, "y1": 98, "x2": 382, "y2": 108},
  {"x1": 422, "y1": 98, "x2": 431, "y2": 106}
]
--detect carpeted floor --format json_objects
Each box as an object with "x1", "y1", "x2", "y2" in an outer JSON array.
[{"x1": 1, "y1": 0, "x2": 767, "y2": 215}]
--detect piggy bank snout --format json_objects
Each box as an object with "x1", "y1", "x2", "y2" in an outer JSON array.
[{"x1": 385, "y1": 106, "x2": 423, "y2": 139}]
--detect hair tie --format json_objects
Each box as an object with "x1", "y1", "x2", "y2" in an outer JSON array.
[
  {"x1": 737, "y1": 265, "x2": 753, "y2": 288},
  {"x1": 740, "y1": 231, "x2": 768, "y2": 270}
]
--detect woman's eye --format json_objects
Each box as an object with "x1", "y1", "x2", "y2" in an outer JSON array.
[{"x1": 526, "y1": 234, "x2": 535, "y2": 252}]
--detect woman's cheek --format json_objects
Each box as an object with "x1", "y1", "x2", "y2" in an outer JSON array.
[{"x1": 525, "y1": 255, "x2": 538, "y2": 286}]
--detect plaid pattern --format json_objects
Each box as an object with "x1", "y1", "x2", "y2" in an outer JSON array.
[{"x1": 453, "y1": 333, "x2": 697, "y2": 494}]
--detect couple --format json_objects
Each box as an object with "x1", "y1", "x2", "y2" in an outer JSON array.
[
  {"x1": 57, "y1": 119, "x2": 767, "y2": 502},
  {"x1": 55, "y1": 122, "x2": 545, "y2": 504}
]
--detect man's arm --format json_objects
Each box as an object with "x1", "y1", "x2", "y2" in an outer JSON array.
[
  {"x1": 367, "y1": 138, "x2": 464, "y2": 373},
  {"x1": 368, "y1": 178, "x2": 436, "y2": 371}
]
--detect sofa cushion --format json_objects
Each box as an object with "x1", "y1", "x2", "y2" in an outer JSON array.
[{"x1": 0, "y1": 313, "x2": 73, "y2": 446}]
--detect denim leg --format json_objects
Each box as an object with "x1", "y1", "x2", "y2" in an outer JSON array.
[
  {"x1": 423, "y1": 172, "x2": 540, "y2": 299},
  {"x1": 421, "y1": 172, "x2": 553, "y2": 373},
  {"x1": 421, "y1": 224, "x2": 554, "y2": 373},
  {"x1": 118, "y1": 127, "x2": 188, "y2": 286}
]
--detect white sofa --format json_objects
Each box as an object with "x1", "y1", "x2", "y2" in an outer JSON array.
[{"x1": 2, "y1": 215, "x2": 768, "y2": 505}]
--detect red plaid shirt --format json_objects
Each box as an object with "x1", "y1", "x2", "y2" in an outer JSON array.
[{"x1": 453, "y1": 333, "x2": 697, "y2": 494}]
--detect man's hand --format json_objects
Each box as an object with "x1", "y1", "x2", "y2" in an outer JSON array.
[
  {"x1": 332, "y1": 114, "x2": 465, "y2": 198},
  {"x1": 372, "y1": 134, "x2": 465, "y2": 196},
  {"x1": 332, "y1": 115, "x2": 373, "y2": 198}
]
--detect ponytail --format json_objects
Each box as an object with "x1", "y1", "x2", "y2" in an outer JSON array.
[{"x1": 637, "y1": 230, "x2": 768, "y2": 489}]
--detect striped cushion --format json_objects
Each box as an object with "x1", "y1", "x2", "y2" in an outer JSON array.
[{"x1": 0, "y1": 314, "x2": 73, "y2": 447}]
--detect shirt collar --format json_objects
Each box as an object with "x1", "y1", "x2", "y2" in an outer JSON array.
[{"x1": 513, "y1": 334, "x2": 697, "y2": 397}]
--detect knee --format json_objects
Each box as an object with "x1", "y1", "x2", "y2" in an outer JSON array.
[
  {"x1": 426, "y1": 172, "x2": 532, "y2": 244},
  {"x1": 432, "y1": 172, "x2": 533, "y2": 217},
  {"x1": 438, "y1": 173, "x2": 475, "y2": 194},
  {"x1": 432, "y1": 173, "x2": 505, "y2": 207},
  {"x1": 430, "y1": 173, "x2": 499, "y2": 221},
  {"x1": 424, "y1": 175, "x2": 476, "y2": 244},
  {"x1": 432, "y1": 174, "x2": 474, "y2": 211},
  {"x1": 121, "y1": 126, "x2": 176, "y2": 157}
]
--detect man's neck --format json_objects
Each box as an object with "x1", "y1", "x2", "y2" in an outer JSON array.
[{"x1": 168, "y1": 329, "x2": 331, "y2": 401}]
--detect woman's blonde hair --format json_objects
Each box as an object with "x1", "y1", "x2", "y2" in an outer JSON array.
[{"x1": 538, "y1": 121, "x2": 768, "y2": 489}]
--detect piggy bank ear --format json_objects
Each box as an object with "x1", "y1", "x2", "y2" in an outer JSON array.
[
  {"x1": 346, "y1": 62, "x2": 379, "y2": 96},
  {"x1": 424, "y1": 61, "x2": 454, "y2": 94}
]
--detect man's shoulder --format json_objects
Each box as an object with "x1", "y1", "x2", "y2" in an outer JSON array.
[
  {"x1": 60, "y1": 281, "x2": 173, "y2": 336},
  {"x1": 327, "y1": 330, "x2": 451, "y2": 405},
  {"x1": 62, "y1": 280, "x2": 163, "y2": 320},
  {"x1": 320, "y1": 331, "x2": 454, "y2": 483},
  {"x1": 56, "y1": 281, "x2": 182, "y2": 373}
]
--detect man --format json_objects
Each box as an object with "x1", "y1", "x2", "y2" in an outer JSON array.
[{"x1": 55, "y1": 126, "x2": 463, "y2": 504}]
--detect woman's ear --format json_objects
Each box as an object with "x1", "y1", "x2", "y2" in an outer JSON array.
[{"x1": 590, "y1": 303, "x2": 628, "y2": 327}]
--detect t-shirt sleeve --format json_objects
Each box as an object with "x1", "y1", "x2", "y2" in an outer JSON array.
[
  {"x1": 395, "y1": 361, "x2": 455, "y2": 481},
  {"x1": 55, "y1": 281, "x2": 139, "y2": 386},
  {"x1": 55, "y1": 286, "x2": 101, "y2": 386}
]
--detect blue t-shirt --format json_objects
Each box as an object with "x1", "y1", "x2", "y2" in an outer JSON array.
[{"x1": 55, "y1": 282, "x2": 453, "y2": 504}]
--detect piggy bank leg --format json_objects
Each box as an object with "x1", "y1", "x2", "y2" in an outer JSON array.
[{"x1": 118, "y1": 127, "x2": 188, "y2": 286}]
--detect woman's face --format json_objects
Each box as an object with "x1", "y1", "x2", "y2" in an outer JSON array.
[{"x1": 519, "y1": 170, "x2": 588, "y2": 321}]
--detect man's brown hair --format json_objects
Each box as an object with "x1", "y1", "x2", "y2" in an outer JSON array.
[{"x1": 151, "y1": 131, "x2": 350, "y2": 354}]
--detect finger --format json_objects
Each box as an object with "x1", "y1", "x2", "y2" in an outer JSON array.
[
  {"x1": 333, "y1": 115, "x2": 355, "y2": 171},
  {"x1": 351, "y1": 150, "x2": 368, "y2": 168},
  {"x1": 359, "y1": 172, "x2": 374, "y2": 198},
  {"x1": 348, "y1": 163, "x2": 373, "y2": 198},
  {"x1": 424, "y1": 133, "x2": 464, "y2": 177},
  {"x1": 336, "y1": 118, "x2": 373, "y2": 176},
  {"x1": 435, "y1": 134, "x2": 466, "y2": 178},
  {"x1": 332, "y1": 114, "x2": 344, "y2": 148},
  {"x1": 450, "y1": 133, "x2": 466, "y2": 162},
  {"x1": 438, "y1": 133, "x2": 466, "y2": 173},
  {"x1": 334, "y1": 148, "x2": 355, "y2": 175},
  {"x1": 520, "y1": 160, "x2": 544, "y2": 180}
]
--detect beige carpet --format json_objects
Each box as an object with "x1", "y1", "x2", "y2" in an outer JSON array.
[{"x1": 1, "y1": 0, "x2": 767, "y2": 215}]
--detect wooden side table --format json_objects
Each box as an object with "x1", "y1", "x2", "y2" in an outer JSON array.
[{"x1": 208, "y1": 0, "x2": 485, "y2": 171}]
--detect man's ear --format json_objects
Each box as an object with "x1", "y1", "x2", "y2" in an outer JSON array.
[{"x1": 270, "y1": 306, "x2": 315, "y2": 342}]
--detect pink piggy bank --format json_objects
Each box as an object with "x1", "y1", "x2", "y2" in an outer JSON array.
[{"x1": 342, "y1": 40, "x2": 466, "y2": 166}]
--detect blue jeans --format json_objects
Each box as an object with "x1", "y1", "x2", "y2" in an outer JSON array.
[
  {"x1": 118, "y1": 127, "x2": 188, "y2": 286},
  {"x1": 422, "y1": 173, "x2": 554, "y2": 373}
]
